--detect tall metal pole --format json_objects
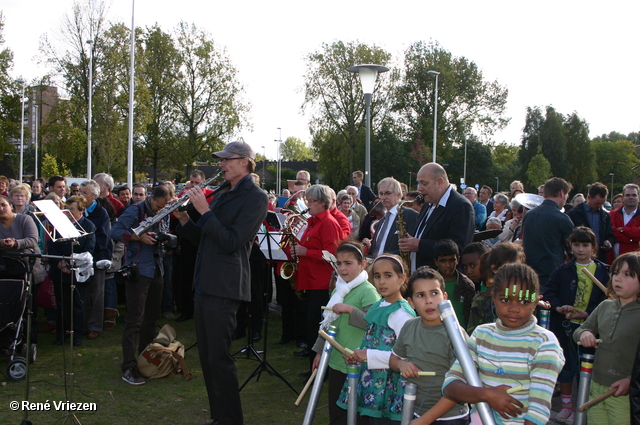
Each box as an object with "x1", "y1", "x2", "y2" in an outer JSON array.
[
  {"x1": 87, "y1": 39, "x2": 93, "y2": 178},
  {"x1": 126, "y1": 0, "x2": 135, "y2": 188},
  {"x1": 610, "y1": 173, "x2": 614, "y2": 203},
  {"x1": 34, "y1": 105, "x2": 39, "y2": 180},
  {"x1": 428, "y1": 71, "x2": 440, "y2": 163},
  {"x1": 495, "y1": 176, "x2": 499, "y2": 194},
  {"x1": 261, "y1": 145, "x2": 265, "y2": 189},
  {"x1": 463, "y1": 135, "x2": 468, "y2": 185},
  {"x1": 17, "y1": 79, "x2": 25, "y2": 182},
  {"x1": 276, "y1": 128, "x2": 282, "y2": 195},
  {"x1": 364, "y1": 92, "x2": 372, "y2": 188}
]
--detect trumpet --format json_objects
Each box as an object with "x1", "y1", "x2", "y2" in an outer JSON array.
[{"x1": 132, "y1": 170, "x2": 223, "y2": 237}]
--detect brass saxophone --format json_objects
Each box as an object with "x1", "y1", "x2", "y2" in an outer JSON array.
[{"x1": 396, "y1": 194, "x2": 423, "y2": 269}]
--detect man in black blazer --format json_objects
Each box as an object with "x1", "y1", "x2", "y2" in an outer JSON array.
[
  {"x1": 399, "y1": 163, "x2": 475, "y2": 270},
  {"x1": 176, "y1": 140, "x2": 268, "y2": 425},
  {"x1": 365, "y1": 177, "x2": 418, "y2": 257},
  {"x1": 352, "y1": 170, "x2": 377, "y2": 211}
]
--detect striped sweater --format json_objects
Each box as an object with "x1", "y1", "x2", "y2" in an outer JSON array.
[{"x1": 443, "y1": 316, "x2": 565, "y2": 425}]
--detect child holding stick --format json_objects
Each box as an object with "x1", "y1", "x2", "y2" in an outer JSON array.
[
  {"x1": 444, "y1": 263, "x2": 565, "y2": 425},
  {"x1": 574, "y1": 251, "x2": 640, "y2": 425}
]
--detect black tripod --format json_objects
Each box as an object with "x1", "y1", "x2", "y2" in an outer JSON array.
[{"x1": 236, "y1": 226, "x2": 297, "y2": 394}]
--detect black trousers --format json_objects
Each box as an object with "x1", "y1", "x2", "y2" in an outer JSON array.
[
  {"x1": 195, "y1": 294, "x2": 243, "y2": 425},
  {"x1": 121, "y1": 271, "x2": 163, "y2": 371}
]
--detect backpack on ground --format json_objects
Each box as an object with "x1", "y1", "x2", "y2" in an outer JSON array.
[{"x1": 137, "y1": 324, "x2": 192, "y2": 380}]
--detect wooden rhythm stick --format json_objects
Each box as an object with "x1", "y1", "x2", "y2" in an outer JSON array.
[
  {"x1": 417, "y1": 371, "x2": 436, "y2": 376},
  {"x1": 582, "y1": 269, "x2": 608, "y2": 294},
  {"x1": 320, "y1": 306, "x2": 333, "y2": 311},
  {"x1": 507, "y1": 386, "x2": 525, "y2": 394},
  {"x1": 577, "y1": 339, "x2": 602, "y2": 346},
  {"x1": 295, "y1": 368, "x2": 318, "y2": 406},
  {"x1": 318, "y1": 329, "x2": 354, "y2": 355},
  {"x1": 578, "y1": 387, "x2": 617, "y2": 411}
]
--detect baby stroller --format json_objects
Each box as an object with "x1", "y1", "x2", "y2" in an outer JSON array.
[{"x1": 0, "y1": 255, "x2": 36, "y2": 381}]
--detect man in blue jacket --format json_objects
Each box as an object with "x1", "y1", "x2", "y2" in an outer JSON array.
[{"x1": 111, "y1": 184, "x2": 173, "y2": 385}]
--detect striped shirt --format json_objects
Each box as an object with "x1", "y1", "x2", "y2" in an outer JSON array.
[{"x1": 443, "y1": 317, "x2": 564, "y2": 425}]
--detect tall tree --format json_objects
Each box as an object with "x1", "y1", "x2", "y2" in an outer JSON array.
[
  {"x1": 592, "y1": 140, "x2": 638, "y2": 195},
  {"x1": 525, "y1": 147, "x2": 552, "y2": 188},
  {"x1": 303, "y1": 40, "x2": 394, "y2": 185},
  {"x1": 0, "y1": 12, "x2": 21, "y2": 163},
  {"x1": 394, "y1": 41, "x2": 509, "y2": 164},
  {"x1": 280, "y1": 136, "x2": 314, "y2": 161},
  {"x1": 564, "y1": 112, "x2": 596, "y2": 193},
  {"x1": 169, "y1": 21, "x2": 248, "y2": 175},
  {"x1": 540, "y1": 106, "x2": 567, "y2": 177}
]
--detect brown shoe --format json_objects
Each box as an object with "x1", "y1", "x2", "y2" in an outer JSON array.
[
  {"x1": 87, "y1": 331, "x2": 99, "y2": 340},
  {"x1": 103, "y1": 308, "x2": 119, "y2": 331}
]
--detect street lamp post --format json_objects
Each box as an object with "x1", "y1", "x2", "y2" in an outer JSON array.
[
  {"x1": 463, "y1": 134, "x2": 470, "y2": 186},
  {"x1": 86, "y1": 39, "x2": 93, "y2": 178},
  {"x1": 428, "y1": 70, "x2": 440, "y2": 163},
  {"x1": 34, "y1": 104, "x2": 39, "y2": 180},
  {"x1": 275, "y1": 128, "x2": 282, "y2": 195},
  {"x1": 610, "y1": 173, "x2": 614, "y2": 203},
  {"x1": 495, "y1": 176, "x2": 499, "y2": 194},
  {"x1": 348, "y1": 64, "x2": 389, "y2": 188},
  {"x1": 409, "y1": 172, "x2": 412, "y2": 191},
  {"x1": 15, "y1": 78, "x2": 26, "y2": 182},
  {"x1": 261, "y1": 145, "x2": 266, "y2": 189}
]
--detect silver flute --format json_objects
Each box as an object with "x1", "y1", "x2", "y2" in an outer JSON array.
[{"x1": 438, "y1": 300, "x2": 497, "y2": 425}]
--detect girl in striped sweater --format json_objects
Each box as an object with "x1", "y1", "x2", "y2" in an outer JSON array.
[{"x1": 443, "y1": 263, "x2": 565, "y2": 425}]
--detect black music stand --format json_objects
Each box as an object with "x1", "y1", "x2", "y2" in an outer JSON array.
[{"x1": 237, "y1": 215, "x2": 297, "y2": 394}]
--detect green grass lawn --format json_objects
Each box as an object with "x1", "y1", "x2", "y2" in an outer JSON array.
[{"x1": 2, "y1": 307, "x2": 330, "y2": 425}]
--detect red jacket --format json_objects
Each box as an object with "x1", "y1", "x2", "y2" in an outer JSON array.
[
  {"x1": 330, "y1": 207, "x2": 351, "y2": 240},
  {"x1": 296, "y1": 209, "x2": 341, "y2": 291},
  {"x1": 610, "y1": 207, "x2": 640, "y2": 256}
]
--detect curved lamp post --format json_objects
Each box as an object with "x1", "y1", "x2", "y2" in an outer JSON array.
[{"x1": 347, "y1": 64, "x2": 389, "y2": 188}]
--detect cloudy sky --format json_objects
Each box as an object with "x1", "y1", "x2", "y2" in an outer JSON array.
[{"x1": 3, "y1": 0, "x2": 639, "y2": 160}]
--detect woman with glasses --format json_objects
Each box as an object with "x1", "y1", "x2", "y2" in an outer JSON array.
[
  {"x1": 48, "y1": 195, "x2": 96, "y2": 346},
  {"x1": 291, "y1": 185, "x2": 342, "y2": 363}
]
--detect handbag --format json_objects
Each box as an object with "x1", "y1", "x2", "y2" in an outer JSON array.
[{"x1": 37, "y1": 273, "x2": 56, "y2": 310}]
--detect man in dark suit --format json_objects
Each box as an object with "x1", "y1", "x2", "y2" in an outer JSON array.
[
  {"x1": 399, "y1": 163, "x2": 475, "y2": 271},
  {"x1": 567, "y1": 181, "x2": 614, "y2": 264},
  {"x1": 364, "y1": 177, "x2": 418, "y2": 257},
  {"x1": 175, "y1": 140, "x2": 268, "y2": 425},
  {"x1": 352, "y1": 170, "x2": 377, "y2": 211}
]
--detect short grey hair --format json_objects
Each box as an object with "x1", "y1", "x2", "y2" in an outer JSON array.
[
  {"x1": 80, "y1": 180, "x2": 100, "y2": 197},
  {"x1": 493, "y1": 193, "x2": 508, "y2": 206},
  {"x1": 486, "y1": 217, "x2": 502, "y2": 227},
  {"x1": 306, "y1": 184, "x2": 332, "y2": 210},
  {"x1": 93, "y1": 173, "x2": 114, "y2": 191},
  {"x1": 378, "y1": 177, "x2": 402, "y2": 195},
  {"x1": 510, "y1": 199, "x2": 522, "y2": 210}
]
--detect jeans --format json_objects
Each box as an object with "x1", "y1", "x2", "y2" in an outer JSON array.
[
  {"x1": 104, "y1": 276, "x2": 117, "y2": 309},
  {"x1": 84, "y1": 269, "x2": 105, "y2": 332},
  {"x1": 161, "y1": 254, "x2": 173, "y2": 313}
]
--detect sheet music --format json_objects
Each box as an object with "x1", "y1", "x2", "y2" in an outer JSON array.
[
  {"x1": 33, "y1": 200, "x2": 82, "y2": 239},
  {"x1": 257, "y1": 230, "x2": 289, "y2": 261}
]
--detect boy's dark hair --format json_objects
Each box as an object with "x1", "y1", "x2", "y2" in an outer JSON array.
[
  {"x1": 337, "y1": 240, "x2": 365, "y2": 262},
  {"x1": 480, "y1": 242, "x2": 526, "y2": 287},
  {"x1": 407, "y1": 266, "x2": 445, "y2": 298},
  {"x1": 433, "y1": 239, "x2": 459, "y2": 259},
  {"x1": 609, "y1": 252, "x2": 640, "y2": 301},
  {"x1": 491, "y1": 263, "x2": 539, "y2": 296},
  {"x1": 48, "y1": 175, "x2": 65, "y2": 188},
  {"x1": 569, "y1": 226, "x2": 597, "y2": 246},
  {"x1": 461, "y1": 242, "x2": 488, "y2": 258},
  {"x1": 587, "y1": 182, "x2": 608, "y2": 199}
]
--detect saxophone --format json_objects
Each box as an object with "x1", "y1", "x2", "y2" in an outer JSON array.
[{"x1": 396, "y1": 194, "x2": 423, "y2": 270}]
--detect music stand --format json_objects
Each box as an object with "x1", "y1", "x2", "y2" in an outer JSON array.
[
  {"x1": 237, "y1": 214, "x2": 297, "y2": 394},
  {"x1": 33, "y1": 200, "x2": 92, "y2": 425}
]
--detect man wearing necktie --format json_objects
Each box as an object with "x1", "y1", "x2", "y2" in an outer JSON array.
[
  {"x1": 398, "y1": 163, "x2": 475, "y2": 271},
  {"x1": 364, "y1": 177, "x2": 418, "y2": 257}
]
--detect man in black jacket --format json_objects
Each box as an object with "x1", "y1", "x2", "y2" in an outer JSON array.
[
  {"x1": 175, "y1": 140, "x2": 268, "y2": 425},
  {"x1": 352, "y1": 170, "x2": 376, "y2": 211},
  {"x1": 567, "y1": 182, "x2": 614, "y2": 264}
]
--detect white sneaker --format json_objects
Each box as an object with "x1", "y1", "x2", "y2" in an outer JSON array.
[
  {"x1": 555, "y1": 407, "x2": 573, "y2": 423},
  {"x1": 565, "y1": 410, "x2": 574, "y2": 424}
]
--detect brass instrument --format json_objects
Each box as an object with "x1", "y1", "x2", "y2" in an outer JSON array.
[
  {"x1": 132, "y1": 170, "x2": 223, "y2": 237},
  {"x1": 279, "y1": 191, "x2": 310, "y2": 280},
  {"x1": 396, "y1": 200, "x2": 412, "y2": 269},
  {"x1": 368, "y1": 201, "x2": 387, "y2": 237}
]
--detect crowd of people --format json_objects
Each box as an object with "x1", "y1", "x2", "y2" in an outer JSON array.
[{"x1": 2, "y1": 155, "x2": 640, "y2": 425}]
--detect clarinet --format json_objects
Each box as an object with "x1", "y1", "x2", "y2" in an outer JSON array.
[{"x1": 132, "y1": 170, "x2": 223, "y2": 237}]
